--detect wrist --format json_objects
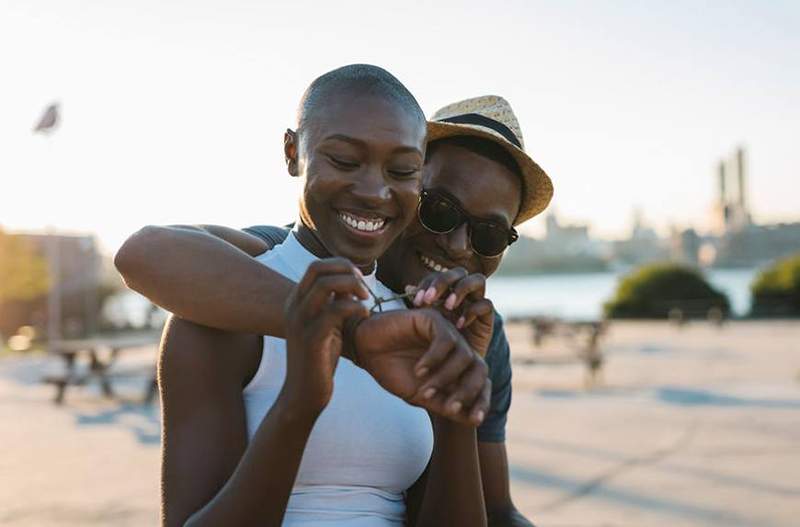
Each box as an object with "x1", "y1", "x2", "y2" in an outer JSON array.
[
  {"x1": 341, "y1": 316, "x2": 365, "y2": 367},
  {"x1": 275, "y1": 388, "x2": 324, "y2": 427},
  {"x1": 432, "y1": 414, "x2": 477, "y2": 436}
]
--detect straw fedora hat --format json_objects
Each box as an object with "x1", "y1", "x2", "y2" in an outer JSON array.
[{"x1": 426, "y1": 95, "x2": 553, "y2": 225}]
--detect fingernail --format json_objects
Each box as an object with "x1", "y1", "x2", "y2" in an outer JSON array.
[
  {"x1": 414, "y1": 290, "x2": 425, "y2": 306},
  {"x1": 475, "y1": 410, "x2": 485, "y2": 422},
  {"x1": 424, "y1": 387, "x2": 437, "y2": 399},
  {"x1": 354, "y1": 267, "x2": 364, "y2": 277},
  {"x1": 416, "y1": 367, "x2": 429, "y2": 378},
  {"x1": 449, "y1": 401, "x2": 462, "y2": 414},
  {"x1": 424, "y1": 286, "x2": 437, "y2": 304},
  {"x1": 445, "y1": 293, "x2": 457, "y2": 310},
  {"x1": 456, "y1": 316, "x2": 465, "y2": 329}
]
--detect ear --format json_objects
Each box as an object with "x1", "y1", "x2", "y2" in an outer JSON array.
[{"x1": 284, "y1": 129, "x2": 299, "y2": 177}]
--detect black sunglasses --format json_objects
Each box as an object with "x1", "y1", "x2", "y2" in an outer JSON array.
[{"x1": 417, "y1": 189, "x2": 518, "y2": 258}]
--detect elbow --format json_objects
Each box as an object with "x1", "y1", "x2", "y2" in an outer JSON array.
[{"x1": 114, "y1": 225, "x2": 164, "y2": 288}]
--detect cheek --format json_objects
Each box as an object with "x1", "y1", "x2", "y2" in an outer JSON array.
[
  {"x1": 391, "y1": 180, "x2": 422, "y2": 226},
  {"x1": 479, "y1": 257, "x2": 501, "y2": 277}
]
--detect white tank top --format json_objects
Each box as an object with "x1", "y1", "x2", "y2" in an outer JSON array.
[{"x1": 243, "y1": 232, "x2": 434, "y2": 526}]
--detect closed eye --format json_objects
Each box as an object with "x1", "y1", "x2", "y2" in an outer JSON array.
[
  {"x1": 389, "y1": 168, "x2": 420, "y2": 179},
  {"x1": 328, "y1": 155, "x2": 359, "y2": 170}
]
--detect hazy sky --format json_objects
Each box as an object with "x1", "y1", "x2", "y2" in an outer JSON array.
[{"x1": 2, "y1": 0, "x2": 798, "y2": 253}]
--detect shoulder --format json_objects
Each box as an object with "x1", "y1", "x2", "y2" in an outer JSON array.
[
  {"x1": 242, "y1": 224, "x2": 292, "y2": 247},
  {"x1": 159, "y1": 316, "x2": 262, "y2": 390}
]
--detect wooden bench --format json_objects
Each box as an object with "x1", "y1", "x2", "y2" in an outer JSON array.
[
  {"x1": 509, "y1": 317, "x2": 609, "y2": 387},
  {"x1": 43, "y1": 332, "x2": 161, "y2": 405}
]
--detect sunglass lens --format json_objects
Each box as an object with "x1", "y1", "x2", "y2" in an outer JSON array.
[
  {"x1": 419, "y1": 195, "x2": 462, "y2": 233},
  {"x1": 471, "y1": 222, "x2": 509, "y2": 257}
]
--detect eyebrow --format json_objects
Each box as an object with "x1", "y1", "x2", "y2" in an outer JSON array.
[{"x1": 322, "y1": 134, "x2": 423, "y2": 157}]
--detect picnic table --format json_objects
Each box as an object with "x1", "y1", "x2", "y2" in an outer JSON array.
[
  {"x1": 42, "y1": 331, "x2": 161, "y2": 405},
  {"x1": 509, "y1": 316, "x2": 609, "y2": 387}
]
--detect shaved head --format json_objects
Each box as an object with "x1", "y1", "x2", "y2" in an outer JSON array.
[{"x1": 296, "y1": 64, "x2": 425, "y2": 136}]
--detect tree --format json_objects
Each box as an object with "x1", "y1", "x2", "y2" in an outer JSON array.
[
  {"x1": 751, "y1": 254, "x2": 800, "y2": 317},
  {"x1": 0, "y1": 229, "x2": 50, "y2": 336},
  {"x1": 0, "y1": 229, "x2": 50, "y2": 303},
  {"x1": 604, "y1": 263, "x2": 730, "y2": 319}
]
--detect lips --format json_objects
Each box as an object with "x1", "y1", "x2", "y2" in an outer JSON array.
[{"x1": 337, "y1": 210, "x2": 389, "y2": 235}]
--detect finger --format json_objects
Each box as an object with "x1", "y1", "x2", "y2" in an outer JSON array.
[
  {"x1": 417, "y1": 340, "x2": 474, "y2": 398},
  {"x1": 409, "y1": 310, "x2": 457, "y2": 378},
  {"x1": 467, "y1": 380, "x2": 492, "y2": 426},
  {"x1": 296, "y1": 258, "x2": 368, "y2": 299},
  {"x1": 458, "y1": 298, "x2": 494, "y2": 329},
  {"x1": 412, "y1": 391, "x2": 475, "y2": 426},
  {"x1": 412, "y1": 328, "x2": 457, "y2": 383},
  {"x1": 442, "y1": 359, "x2": 489, "y2": 418},
  {"x1": 446, "y1": 273, "x2": 487, "y2": 312},
  {"x1": 300, "y1": 274, "x2": 371, "y2": 315},
  {"x1": 419, "y1": 267, "x2": 469, "y2": 307},
  {"x1": 313, "y1": 299, "x2": 369, "y2": 335}
]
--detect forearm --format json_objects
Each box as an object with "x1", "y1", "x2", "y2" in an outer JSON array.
[
  {"x1": 183, "y1": 393, "x2": 317, "y2": 527},
  {"x1": 416, "y1": 417, "x2": 487, "y2": 527},
  {"x1": 115, "y1": 225, "x2": 292, "y2": 337}
]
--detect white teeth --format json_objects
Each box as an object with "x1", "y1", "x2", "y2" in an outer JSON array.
[
  {"x1": 420, "y1": 254, "x2": 449, "y2": 273},
  {"x1": 338, "y1": 212, "x2": 385, "y2": 233}
]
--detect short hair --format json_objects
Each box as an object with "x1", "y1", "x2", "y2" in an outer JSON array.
[
  {"x1": 426, "y1": 135, "x2": 522, "y2": 179},
  {"x1": 296, "y1": 64, "x2": 425, "y2": 134}
]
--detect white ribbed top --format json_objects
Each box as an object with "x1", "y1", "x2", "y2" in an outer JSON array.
[{"x1": 243, "y1": 232, "x2": 433, "y2": 526}]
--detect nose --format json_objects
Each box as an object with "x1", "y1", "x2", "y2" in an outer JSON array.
[
  {"x1": 438, "y1": 222, "x2": 472, "y2": 261},
  {"x1": 350, "y1": 165, "x2": 391, "y2": 206}
]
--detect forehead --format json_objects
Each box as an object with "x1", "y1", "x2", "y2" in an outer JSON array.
[
  {"x1": 304, "y1": 93, "x2": 426, "y2": 152},
  {"x1": 424, "y1": 143, "x2": 521, "y2": 225}
]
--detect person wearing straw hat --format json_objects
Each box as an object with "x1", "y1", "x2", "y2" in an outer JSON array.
[{"x1": 117, "y1": 94, "x2": 551, "y2": 526}]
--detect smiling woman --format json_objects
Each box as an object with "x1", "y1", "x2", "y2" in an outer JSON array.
[{"x1": 292, "y1": 79, "x2": 427, "y2": 272}]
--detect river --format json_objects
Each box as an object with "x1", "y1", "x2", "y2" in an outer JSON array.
[{"x1": 487, "y1": 268, "x2": 760, "y2": 320}]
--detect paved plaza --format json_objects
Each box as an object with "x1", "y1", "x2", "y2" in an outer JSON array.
[{"x1": 1, "y1": 321, "x2": 798, "y2": 526}]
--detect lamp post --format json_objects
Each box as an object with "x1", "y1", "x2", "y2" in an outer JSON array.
[{"x1": 33, "y1": 102, "x2": 62, "y2": 350}]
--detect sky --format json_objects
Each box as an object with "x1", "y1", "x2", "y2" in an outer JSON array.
[{"x1": 1, "y1": 0, "x2": 798, "y2": 254}]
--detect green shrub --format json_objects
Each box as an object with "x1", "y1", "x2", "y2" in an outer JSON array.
[
  {"x1": 750, "y1": 254, "x2": 800, "y2": 317},
  {"x1": 604, "y1": 263, "x2": 730, "y2": 319}
]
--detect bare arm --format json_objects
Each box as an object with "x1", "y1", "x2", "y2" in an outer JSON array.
[
  {"x1": 479, "y1": 443, "x2": 535, "y2": 527},
  {"x1": 115, "y1": 225, "x2": 292, "y2": 337},
  {"x1": 414, "y1": 418, "x2": 488, "y2": 527},
  {"x1": 160, "y1": 317, "x2": 317, "y2": 527},
  {"x1": 161, "y1": 258, "x2": 370, "y2": 526}
]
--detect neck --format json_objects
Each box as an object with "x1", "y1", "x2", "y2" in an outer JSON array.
[{"x1": 294, "y1": 222, "x2": 376, "y2": 275}]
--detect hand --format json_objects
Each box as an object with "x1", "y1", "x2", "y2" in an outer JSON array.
[
  {"x1": 354, "y1": 308, "x2": 490, "y2": 426},
  {"x1": 409, "y1": 268, "x2": 495, "y2": 358},
  {"x1": 282, "y1": 258, "x2": 369, "y2": 416}
]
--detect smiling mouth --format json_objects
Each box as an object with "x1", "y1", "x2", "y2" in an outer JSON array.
[
  {"x1": 337, "y1": 210, "x2": 389, "y2": 236},
  {"x1": 418, "y1": 252, "x2": 450, "y2": 273}
]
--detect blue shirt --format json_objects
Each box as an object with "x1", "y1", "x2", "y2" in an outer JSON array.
[{"x1": 243, "y1": 225, "x2": 512, "y2": 443}]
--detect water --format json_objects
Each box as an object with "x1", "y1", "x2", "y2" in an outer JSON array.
[
  {"x1": 108, "y1": 268, "x2": 761, "y2": 326},
  {"x1": 487, "y1": 268, "x2": 760, "y2": 320}
]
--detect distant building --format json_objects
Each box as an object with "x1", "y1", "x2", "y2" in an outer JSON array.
[
  {"x1": 611, "y1": 211, "x2": 669, "y2": 266},
  {"x1": 498, "y1": 213, "x2": 608, "y2": 274},
  {"x1": 671, "y1": 228, "x2": 701, "y2": 266},
  {"x1": 714, "y1": 222, "x2": 800, "y2": 268}
]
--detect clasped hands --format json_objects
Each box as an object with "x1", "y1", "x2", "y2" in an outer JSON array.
[{"x1": 282, "y1": 258, "x2": 494, "y2": 426}]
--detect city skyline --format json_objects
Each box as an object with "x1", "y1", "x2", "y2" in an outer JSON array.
[{"x1": 2, "y1": 0, "x2": 799, "y2": 253}]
